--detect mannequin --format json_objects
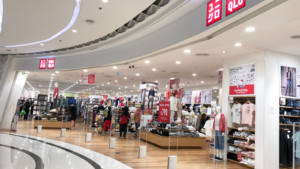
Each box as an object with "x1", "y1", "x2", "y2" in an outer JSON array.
[
  {"x1": 188, "y1": 106, "x2": 195, "y2": 125},
  {"x1": 176, "y1": 83, "x2": 185, "y2": 122},
  {"x1": 169, "y1": 84, "x2": 177, "y2": 122},
  {"x1": 213, "y1": 106, "x2": 225, "y2": 160},
  {"x1": 53, "y1": 82, "x2": 59, "y2": 108},
  {"x1": 165, "y1": 85, "x2": 171, "y2": 101},
  {"x1": 148, "y1": 86, "x2": 155, "y2": 109}
]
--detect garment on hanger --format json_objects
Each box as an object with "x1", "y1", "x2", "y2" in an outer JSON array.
[
  {"x1": 280, "y1": 129, "x2": 293, "y2": 165},
  {"x1": 241, "y1": 103, "x2": 255, "y2": 125},
  {"x1": 231, "y1": 103, "x2": 242, "y2": 124},
  {"x1": 165, "y1": 90, "x2": 171, "y2": 101},
  {"x1": 204, "y1": 119, "x2": 213, "y2": 137},
  {"x1": 188, "y1": 111, "x2": 195, "y2": 124}
]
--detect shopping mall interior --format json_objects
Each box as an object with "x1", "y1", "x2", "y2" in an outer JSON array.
[{"x1": 1, "y1": 0, "x2": 300, "y2": 169}]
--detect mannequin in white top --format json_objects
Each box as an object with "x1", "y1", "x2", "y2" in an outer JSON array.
[
  {"x1": 215, "y1": 106, "x2": 224, "y2": 160},
  {"x1": 176, "y1": 83, "x2": 185, "y2": 122},
  {"x1": 169, "y1": 84, "x2": 178, "y2": 122}
]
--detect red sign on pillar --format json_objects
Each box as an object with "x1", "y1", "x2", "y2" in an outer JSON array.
[
  {"x1": 226, "y1": 0, "x2": 246, "y2": 16},
  {"x1": 158, "y1": 101, "x2": 170, "y2": 123},
  {"x1": 39, "y1": 59, "x2": 47, "y2": 69},
  {"x1": 47, "y1": 59, "x2": 56, "y2": 69},
  {"x1": 206, "y1": 0, "x2": 222, "y2": 26},
  {"x1": 88, "y1": 74, "x2": 95, "y2": 84}
]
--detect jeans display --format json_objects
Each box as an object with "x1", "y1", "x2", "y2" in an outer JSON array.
[
  {"x1": 280, "y1": 129, "x2": 293, "y2": 165},
  {"x1": 148, "y1": 96, "x2": 154, "y2": 109},
  {"x1": 286, "y1": 79, "x2": 292, "y2": 95},
  {"x1": 286, "y1": 99, "x2": 293, "y2": 107},
  {"x1": 215, "y1": 130, "x2": 224, "y2": 150}
]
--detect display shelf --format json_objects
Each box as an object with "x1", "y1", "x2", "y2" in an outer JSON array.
[
  {"x1": 227, "y1": 127, "x2": 255, "y2": 132},
  {"x1": 227, "y1": 159, "x2": 254, "y2": 168},
  {"x1": 280, "y1": 115, "x2": 300, "y2": 118},
  {"x1": 156, "y1": 127, "x2": 195, "y2": 132},
  {"x1": 279, "y1": 106, "x2": 293, "y2": 108},
  {"x1": 227, "y1": 135, "x2": 255, "y2": 141},
  {"x1": 227, "y1": 151, "x2": 255, "y2": 159},
  {"x1": 228, "y1": 143, "x2": 255, "y2": 150},
  {"x1": 229, "y1": 96, "x2": 256, "y2": 98}
]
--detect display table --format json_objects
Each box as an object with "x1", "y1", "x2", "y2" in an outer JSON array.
[
  {"x1": 139, "y1": 130, "x2": 206, "y2": 149},
  {"x1": 34, "y1": 121, "x2": 71, "y2": 129}
]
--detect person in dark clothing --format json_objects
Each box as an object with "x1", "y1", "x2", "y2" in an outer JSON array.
[
  {"x1": 23, "y1": 99, "x2": 31, "y2": 120},
  {"x1": 102, "y1": 107, "x2": 114, "y2": 136},
  {"x1": 30, "y1": 100, "x2": 34, "y2": 120},
  {"x1": 148, "y1": 86, "x2": 155, "y2": 109},
  {"x1": 69, "y1": 103, "x2": 77, "y2": 129},
  {"x1": 199, "y1": 114, "x2": 209, "y2": 132},
  {"x1": 119, "y1": 107, "x2": 130, "y2": 139}
]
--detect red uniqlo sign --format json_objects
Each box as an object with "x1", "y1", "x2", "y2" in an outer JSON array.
[
  {"x1": 88, "y1": 74, "x2": 95, "y2": 84},
  {"x1": 207, "y1": 0, "x2": 222, "y2": 26},
  {"x1": 47, "y1": 59, "x2": 56, "y2": 69},
  {"x1": 39, "y1": 59, "x2": 47, "y2": 69},
  {"x1": 226, "y1": 0, "x2": 246, "y2": 16},
  {"x1": 158, "y1": 101, "x2": 170, "y2": 123}
]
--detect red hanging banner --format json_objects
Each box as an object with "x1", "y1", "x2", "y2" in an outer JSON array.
[
  {"x1": 158, "y1": 101, "x2": 170, "y2": 123},
  {"x1": 39, "y1": 59, "x2": 47, "y2": 69}
]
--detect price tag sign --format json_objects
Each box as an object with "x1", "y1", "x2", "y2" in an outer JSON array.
[
  {"x1": 229, "y1": 96, "x2": 234, "y2": 103},
  {"x1": 237, "y1": 154, "x2": 243, "y2": 161}
]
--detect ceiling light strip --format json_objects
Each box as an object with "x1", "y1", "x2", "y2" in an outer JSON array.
[{"x1": 5, "y1": 0, "x2": 82, "y2": 47}]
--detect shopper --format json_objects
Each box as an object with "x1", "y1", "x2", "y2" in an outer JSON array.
[
  {"x1": 133, "y1": 108, "x2": 141, "y2": 138},
  {"x1": 102, "y1": 107, "x2": 114, "y2": 136},
  {"x1": 119, "y1": 107, "x2": 130, "y2": 139},
  {"x1": 23, "y1": 99, "x2": 31, "y2": 120},
  {"x1": 69, "y1": 103, "x2": 77, "y2": 130},
  {"x1": 30, "y1": 99, "x2": 34, "y2": 120}
]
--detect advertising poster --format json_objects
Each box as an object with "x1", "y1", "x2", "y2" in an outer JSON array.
[
  {"x1": 158, "y1": 101, "x2": 170, "y2": 123},
  {"x1": 280, "y1": 66, "x2": 297, "y2": 97},
  {"x1": 192, "y1": 90, "x2": 202, "y2": 104},
  {"x1": 201, "y1": 90, "x2": 212, "y2": 104},
  {"x1": 170, "y1": 78, "x2": 180, "y2": 89},
  {"x1": 229, "y1": 64, "x2": 255, "y2": 95},
  {"x1": 141, "y1": 82, "x2": 158, "y2": 113},
  {"x1": 81, "y1": 74, "x2": 96, "y2": 84},
  {"x1": 218, "y1": 70, "x2": 223, "y2": 84},
  {"x1": 183, "y1": 91, "x2": 192, "y2": 104}
]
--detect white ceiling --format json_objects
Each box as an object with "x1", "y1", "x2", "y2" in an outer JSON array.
[
  {"x1": 0, "y1": 0, "x2": 154, "y2": 53},
  {"x1": 25, "y1": 0, "x2": 300, "y2": 97}
]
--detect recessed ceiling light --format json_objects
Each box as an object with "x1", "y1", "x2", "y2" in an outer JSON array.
[
  {"x1": 176, "y1": 61, "x2": 181, "y2": 64},
  {"x1": 107, "y1": 82, "x2": 110, "y2": 84},
  {"x1": 102, "y1": 0, "x2": 108, "y2": 2},
  {"x1": 115, "y1": 80, "x2": 117, "y2": 82},
  {"x1": 152, "y1": 68, "x2": 156, "y2": 71},
  {"x1": 124, "y1": 77, "x2": 127, "y2": 79},
  {"x1": 83, "y1": 69, "x2": 88, "y2": 72},
  {"x1": 136, "y1": 73, "x2": 139, "y2": 76},
  {"x1": 155, "y1": 81, "x2": 158, "y2": 83},
  {"x1": 184, "y1": 49, "x2": 191, "y2": 53},
  {"x1": 113, "y1": 66, "x2": 117, "y2": 69},
  {"x1": 222, "y1": 51, "x2": 227, "y2": 54},
  {"x1": 235, "y1": 43, "x2": 242, "y2": 47},
  {"x1": 51, "y1": 74, "x2": 55, "y2": 76},
  {"x1": 193, "y1": 74, "x2": 196, "y2": 76},
  {"x1": 245, "y1": 27, "x2": 255, "y2": 32},
  {"x1": 133, "y1": 85, "x2": 135, "y2": 87},
  {"x1": 97, "y1": 86, "x2": 99, "y2": 87},
  {"x1": 170, "y1": 78, "x2": 174, "y2": 80},
  {"x1": 201, "y1": 81, "x2": 204, "y2": 83},
  {"x1": 40, "y1": 44, "x2": 44, "y2": 46},
  {"x1": 102, "y1": 84, "x2": 104, "y2": 86},
  {"x1": 72, "y1": 30, "x2": 77, "y2": 33},
  {"x1": 145, "y1": 61, "x2": 150, "y2": 64}
]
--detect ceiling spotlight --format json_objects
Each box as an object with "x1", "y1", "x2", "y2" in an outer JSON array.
[
  {"x1": 193, "y1": 74, "x2": 196, "y2": 76},
  {"x1": 107, "y1": 82, "x2": 110, "y2": 84},
  {"x1": 201, "y1": 81, "x2": 204, "y2": 83},
  {"x1": 125, "y1": 87, "x2": 127, "y2": 88},
  {"x1": 184, "y1": 49, "x2": 191, "y2": 53},
  {"x1": 176, "y1": 61, "x2": 181, "y2": 64},
  {"x1": 152, "y1": 68, "x2": 156, "y2": 71},
  {"x1": 222, "y1": 51, "x2": 227, "y2": 54},
  {"x1": 83, "y1": 69, "x2": 88, "y2": 72},
  {"x1": 245, "y1": 27, "x2": 255, "y2": 32},
  {"x1": 72, "y1": 30, "x2": 77, "y2": 33},
  {"x1": 115, "y1": 80, "x2": 117, "y2": 82},
  {"x1": 124, "y1": 77, "x2": 127, "y2": 80},
  {"x1": 235, "y1": 43, "x2": 242, "y2": 47},
  {"x1": 102, "y1": 0, "x2": 108, "y2": 2},
  {"x1": 113, "y1": 66, "x2": 117, "y2": 69},
  {"x1": 133, "y1": 85, "x2": 135, "y2": 87},
  {"x1": 102, "y1": 84, "x2": 104, "y2": 86},
  {"x1": 97, "y1": 86, "x2": 99, "y2": 87},
  {"x1": 40, "y1": 44, "x2": 44, "y2": 46},
  {"x1": 170, "y1": 78, "x2": 174, "y2": 80},
  {"x1": 55, "y1": 71, "x2": 59, "y2": 73},
  {"x1": 119, "y1": 88, "x2": 120, "y2": 89},
  {"x1": 76, "y1": 82, "x2": 78, "y2": 84},
  {"x1": 51, "y1": 74, "x2": 55, "y2": 76},
  {"x1": 155, "y1": 81, "x2": 158, "y2": 83},
  {"x1": 145, "y1": 61, "x2": 150, "y2": 64},
  {"x1": 136, "y1": 73, "x2": 139, "y2": 76}
]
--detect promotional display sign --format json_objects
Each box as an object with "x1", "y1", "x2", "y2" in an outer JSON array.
[
  {"x1": 39, "y1": 59, "x2": 47, "y2": 69},
  {"x1": 158, "y1": 101, "x2": 170, "y2": 123},
  {"x1": 280, "y1": 65, "x2": 300, "y2": 98},
  {"x1": 237, "y1": 154, "x2": 243, "y2": 161},
  {"x1": 229, "y1": 64, "x2": 255, "y2": 95},
  {"x1": 47, "y1": 59, "x2": 56, "y2": 69},
  {"x1": 141, "y1": 82, "x2": 158, "y2": 112},
  {"x1": 183, "y1": 91, "x2": 192, "y2": 104},
  {"x1": 226, "y1": 0, "x2": 246, "y2": 16},
  {"x1": 206, "y1": 0, "x2": 222, "y2": 26},
  {"x1": 201, "y1": 90, "x2": 212, "y2": 104},
  {"x1": 23, "y1": 91, "x2": 36, "y2": 98},
  {"x1": 218, "y1": 70, "x2": 223, "y2": 84},
  {"x1": 81, "y1": 74, "x2": 95, "y2": 84},
  {"x1": 229, "y1": 96, "x2": 234, "y2": 103},
  {"x1": 170, "y1": 78, "x2": 180, "y2": 89}
]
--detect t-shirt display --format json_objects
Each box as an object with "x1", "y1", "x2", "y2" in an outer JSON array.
[
  {"x1": 242, "y1": 103, "x2": 255, "y2": 125},
  {"x1": 231, "y1": 103, "x2": 242, "y2": 124}
]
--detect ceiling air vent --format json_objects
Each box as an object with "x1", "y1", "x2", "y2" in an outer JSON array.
[
  {"x1": 195, "y1": 53, "x2": 210, "y2": 57},
  {"x1": 291, "y1": 35, "x2": 300, "y2": 39},
  {"x1": 171, "y1": 72, "x2": 180, "y2": 74},
  {"x1": 207, "y1": 76, "x2": 215, "y2": 78},
  {"x1": 105, "y1": 76, "x2": 112, "y2": 78},
  {"x1": 161, "y1": 70, "x2": 166, "y2": 72}
]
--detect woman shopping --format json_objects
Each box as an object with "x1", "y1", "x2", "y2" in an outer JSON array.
[
  {"x1": 119, "y1": 107, "x2": 130, "y2": 139},
  {"x1": 133, "y1": 108, "x2": 141, "y2": 138},
  {"x1": 102, "y1": 107, "x2": 114, "y2": 136}
]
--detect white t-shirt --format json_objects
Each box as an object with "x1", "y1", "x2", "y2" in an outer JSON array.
[
  {"x1": 204, "y1": 119, "x2": 213, "y2": 137},
  {"x1": 215, "y1": 114, "x2": 221, "y2": 131},
  {"x1": 231, "y1": 103, "x2": 242, "y2": 124}
]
